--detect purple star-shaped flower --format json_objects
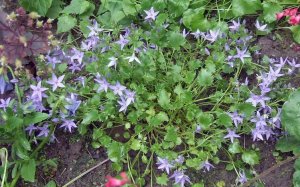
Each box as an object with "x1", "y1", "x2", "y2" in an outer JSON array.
[
  {"x1": 46, "y1": 55, "x2": 61, "y2": 69},
  {"x1": 224, "y1": 129, "x2": 240, "y2": 143},
  {"x1": 288, "y1": 58, "x2": 300, "y2": 68},
  {"x1": 110, "y1": 81, "x2": 126, "y2": 96},
  {"x1": 60, "y1": 119, "x2": 77, "y2": 133},
  {"x1": 37, "y1": 124, "x2": 50, "y2": 137},
  {"x1": 201, "y1": 160, "x2": 215, "y2": 172},
  {"x1": 30, "y1": 81, "x2": 48, "y2": 101},
  {"x1": 237, "y1": 170, "x2": 247, "y2": 184},
  {"x1": 191, "y1": 29, "x2": 204, "y2": 39},
  {"x1": 274, "y1": 57, "x2": 287, "y2": 68},
  {"x1": 234, "y1": 48, "x2": 251, "y2": 63},
  {"x1": 75, "y1": 76, "x2": 85, "y2": 87},
  {"x1": 70, "y1": 48, "x2": 84, "y2": 64},
  {"x1": 0, "y1": 97, "x2": 11, "y2": 111},
  {"x1": 250, "y1": 112, "x2": 267, "y2": 128},
  {"x1": 65, "y1": 93, "x2": 81, "y2": 116},
  {"x1": 205, "y1": 30, "x2": 220, "y2": 43},
  {"x1": 87, "y1": 20, "x2": 103, "y2": 37},
  {"x1": 46, "y1": 74, "x2": 65, "y2": 91},
  {"x1": 94, "y1": 76, "x2": 110, "y2": 93},
  {"x1": 25, "y1": 124, "x2": 37, "y2": 135},
  {"x1": 144, "y1": 7, "x2": 159, "y2": 21},
  {"x1": 267, "y1": 66, "x2": 283, "y2": 82},
  {"x1": 229, "y1": 19, "x2": 242, "y2": 31},
  {"x1": 107, "y1": 57, "x2": 118, "y2": 69},
  {"x1": 170, "y1": 170, "x2": 191, "y2": 187},
  {"x1": 156, "y1": 157, "x2": 174, "y2": 174},
  {"x1": 246, "y1": 93, "x2": 270, "y2": 108},
  {"x1": 117, "y1": 96, "x2": 129, "y2": 113},
  {"x1": 115, "y1": 35, "x2": 129, "y2": 50},
  {"x1": 228, "y1": 111, "x2": 243, "y2": 127},
  {"x1": 69, "y1": 62, "x2": 84, "y2": 73},
  {"x1": 124, "y1": 89, "x2": 135, "y2": 105}
]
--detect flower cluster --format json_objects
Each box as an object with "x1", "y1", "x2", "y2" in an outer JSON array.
[{"x1": 276, "y1": 7, "x2": 300, "y2": 25}]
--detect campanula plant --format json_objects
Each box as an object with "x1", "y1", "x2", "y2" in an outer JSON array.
[{"x1": 1, "y1": 1, "x2": 300, "y2": 186}]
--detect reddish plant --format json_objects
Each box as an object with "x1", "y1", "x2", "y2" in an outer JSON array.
[
  {"x1": 276, "y1": 7, "x2": 300, "y2": 25},
  {"x1": 0, "y1": 7, "x2": 52, "y2": 65},
  {"x1": 105, "y1": 172, "x2": 129, "y2": 187}
]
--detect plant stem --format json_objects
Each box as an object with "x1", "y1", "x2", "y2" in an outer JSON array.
[
  {"x1": 6, "y1": 66, "x2": 21, "y2": 105},
  {"x1": 62, "y1": 158, "x2": 109, "y2": 187},
  {"x1": 243, "y1": 155, "x2": 300, "y2": 187}
]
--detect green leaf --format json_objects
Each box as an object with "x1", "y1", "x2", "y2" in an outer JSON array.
[
  {"x1": 20, "y1": 0, "x2": 53, "y2": 16},
  {"x1": 242, "y1": 150, "x2": 260, "y2": 166},
  {"x1": 232, "y1": 0, "x2": 262, "y2": 16},
  {"x1": 158, "y1": 89, "x2": 170, "y2": 109},
  {"x1": 276, "y1": 136, "x2": 300, "y2": 154},
  {"x1": 164, "y1": 126, "x2": 177, "y2": 142},
  {"x1": 294, "y1": 170, "x2": 300, "y2": 186},
  {"x1": 45, "y1": 180, "x2": 57, "y2": 187},
  {"x1": 197, "y1": 69, "x2": 213, "y2": 87},
  {"x1": 24, "y1": 112, "x2": 49, "y2": 126},
  {"x1": 62, "y1": 0, "x2": 91, "y2": 14},
  {"x1": 46, "y1": 0, "x2": 63, "y2": 19},
  {"x1": 130, "y1": 139, "x2": 141, "y2": 151},
  {"x1": 291, "y1": 26, "x2": 300, "y2": 44},
  {"x1": 182, "y1": 8, "x2": 206, "y2": 31},
  {"x1": 81, "y1": 109, "x2": 99, "y2": 125},
  {"x1": 228, "y1": 141, "x2": 242, "y2": 154},
  {"x1": 167, "y1": 32, "x2": 186, "y2": 48},
  {"x1": 107, "y1": 142, "x2": 124, "y2": 162},
  {"x1": 156, "y1": 173, "x2": 168, "y2": 186},
  {"x1": 149, "y1": 112, "x2": 169, "y2": 126},
  {"x1": 282, "y1": 89, "x2": 300, "y2": 139},
  {"x1": 57, "y1": 15, "x2": 77, "y2": 33},
  {"x1": 21, "y1": 159, "x2": 36, "y2": 182},
  {"x1": 262, "y1": 2, "x2": 282, "y2": 23},
  {"x1": 168, "y1": 0, "x2": 190, "y2": 18}
]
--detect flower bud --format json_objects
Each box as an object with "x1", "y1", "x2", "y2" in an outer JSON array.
[
  {"x1": 6, "y1": 12, "x2": 17, "y2": 21},
  {"x1": 15, "y1": 59, "x2": 22, "y2": 69},
  {"x1": 19, "y1": 36, "x2": 27, "y2": 47},
  {"x1": 29, "y1": 12, "x2": 40, "y2": 19},
  {"x1": 36, "y1": 20, "x2": 43, "y2": 28}
]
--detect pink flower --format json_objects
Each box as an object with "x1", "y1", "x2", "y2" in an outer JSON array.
[
  {"x1": 284, "y1": 8, "x2": 298, "y2": 17},
  {"x1": 276, "y1": 12, "x2": 284, "y2": 20},
  {"x1": 105, "y1": 172, "x2": 129, "y2": 187},
  {"x1": 289, "y1": 15, "x2": 300, "y2": 25}
]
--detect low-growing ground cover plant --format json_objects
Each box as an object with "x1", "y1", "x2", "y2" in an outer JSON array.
[{"x1": 1, "y1": 1, "x2": 300, "y2": 187}]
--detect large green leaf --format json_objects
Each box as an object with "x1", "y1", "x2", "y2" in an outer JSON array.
[
  {"x1": 242, "y1": 150, "x2": 260, "y2": 166},
  {"x1": 62, "y1": 0, "x2": 91, "y2": 14},
  {"x1": 158, "y1": 89, "x2": 170, "y2": 109},
  {"x1": 282, "y1": 89, "x2": 300, "y2": 140},
  {"x1": 262, "y1": 2, "x2": 282, "y2": 23},
  {"x1": 23, "y1": 112, "x2": 49, "y2": 126},
  {"x1": 291, "y1": 26, "x2": 300, "y2": 44},
  {"x1": 20, "y1": 0, "x2": 53, "y2": 16},
  {"x1": 57, "y1": 15, "x2": 77, "y2": 33},
  {"x1": 46, "y1": 0, "x2": 64, "y2": 19},
  {"x1": 182, "y1": 8, "x2": 206, "y2": 31},
  {"x1": 21, "y1": 159, "x2": 36, "y2": 182},
  {"x1": 232, "y1": 0, "x2": 262, "y2": 16}
]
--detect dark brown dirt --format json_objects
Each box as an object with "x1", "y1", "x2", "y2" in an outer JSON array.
[{"x1": 22, "y1": 132, "x2": 112, "y2": 187}]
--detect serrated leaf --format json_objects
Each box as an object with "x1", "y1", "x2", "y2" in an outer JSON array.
[
  {"x1": 282, "y1": 89, "x2": 300, "y2": 139},
  {"x1": 107, "y1": 142, "x2": 124, "y2": 162},
  {"x1": 130, "y1": 139, "x2": 141, "y2": 151},
  {"x1": 168, "y1": 0, "x2": 190, "y2": 18},
  {"x1": 156, "y1": 173, "x2": 168, "y2": 186},
  {"x1": 62, "y1": 0, "x2": 91, "y2": 14},
  {"x1": 20, "y1": 0, "x2": 53, "y2": 16},
  {"x1": 276, "y1": 136, "x2": 300, "y2": 154},
  {"x1": 21, "y1": 159, "x2": 36, "y2": 182},
  {"x1": 167, "y1": 32, "x2": 186, "y2": 48},
  {"x1": 291, "y1": 26, "x2": 300, "y2": 44},
  {"x1": 182, "y1": 8, "x2": 206, "y2": 30},
  {"x1": 242, "y1": 150, "x2": 260, "y2": 166},
  {"x1": 158, "y1": 89, "x2": 170, "y2": 109},
  {"x1": 81, "y1": 109, "x2": 99, "y2": 125},
  {"x1": 46, "y1": 0, "x2": 63, "y2": 19},
  {"x1": 57, "y1": 15, "x2": 77, "y2": 33},
  {"x1": 262, "y1": 2, "x2": 282, "y2": 23},
  {"x1": 197, "y1": 69, "x2": 213, "y2": 87},
  {"x1": 232, "y1": 0, "x2": 262, "y2": 16},
  {"x1": 228, "y1": 141, "x2": 242, "y2": 154},
  {"x1": 164, "y1": 126, "x2": 177, "y2": 142}
]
